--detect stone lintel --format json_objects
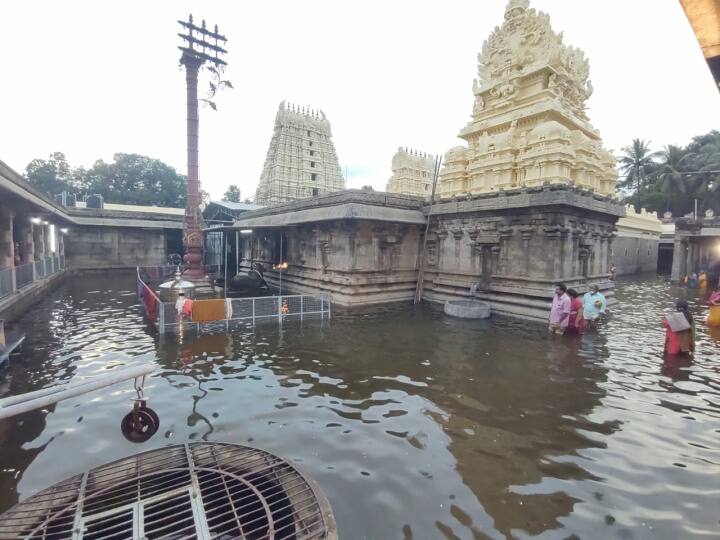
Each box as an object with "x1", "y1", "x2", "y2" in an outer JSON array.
[
  {"x1": 228, "y1": 190, "x2": 426, "y2": 230},
  {"x1": 232, "y1": 202, "x2": 426, "y2": 229},
  {"x1": 429, "y1": 185, "x2": 624, "y2": 218}
]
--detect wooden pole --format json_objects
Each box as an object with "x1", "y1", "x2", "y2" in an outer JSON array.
[{"x1": 414, "y1": 155, "x2": 442, "y2": 304}]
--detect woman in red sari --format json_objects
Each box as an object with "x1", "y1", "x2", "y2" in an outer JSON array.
[
  {"x1": 663, "y1": 300, "x2": 695, "y2": 355},
  {"x1": 565, "y1": 288, "x2": 585, "y2": 334}
]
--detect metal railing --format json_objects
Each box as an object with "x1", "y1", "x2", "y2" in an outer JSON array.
[
  {"x1": 34, "y1": 259, "x2": 46, "y2": 279},
  {"x1": 155, "y1": 293, "x2": 331, "y2": 335},
  {"x1": 0, "y1": 267, "x2": 13, "y2": 300},
  {"x1": 0, "y1": 255, "x2": 66, "y2": 303},
  {"x1": 15, "y1": 262, "x2": 34, "y2": 289},
  {"x1": 138, "y1": 267, "x2": 330, "y2": 334}
]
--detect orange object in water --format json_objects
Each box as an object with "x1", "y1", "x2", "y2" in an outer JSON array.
[
  {"x1": 191, "y1": 299, "x2": 226, "y2": 322},
  {"x1": 707, "y1": 305, "x2": 720, "y2": 327}
]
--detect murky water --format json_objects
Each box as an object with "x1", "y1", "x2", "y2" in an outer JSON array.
[{"x1": 0, "y1": 273, "x2": 718, "y2": 539}]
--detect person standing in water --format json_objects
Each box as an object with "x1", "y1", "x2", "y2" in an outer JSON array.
[
  {"x1": 583, "y1": 285, "x2": 606, "y2": 328},
  {"x1": 663, "y1": 300, "x2": 695, "y2": 355},
  {"x1": 548, "y1": 283, "x2": 571, "y2": 335},
  {"x1": 706, "y1": 288, "x2": 720, "y2": 327},
  {"x1": 565, "y1": 288, "x2": 585, "y2": 334}
]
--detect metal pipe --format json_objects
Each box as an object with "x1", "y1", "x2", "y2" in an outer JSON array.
[
  {"x1": 414, "y1": 155, "x2": 443, "y2": 304},
  {"x1": 0, "y1": 364, "x2": 155, "y2": 419}
]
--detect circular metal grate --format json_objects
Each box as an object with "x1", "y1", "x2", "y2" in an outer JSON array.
[{"x1": 0, "y1": 442, "x2": 337, "y2": 539}]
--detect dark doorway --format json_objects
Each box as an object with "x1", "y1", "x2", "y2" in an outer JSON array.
[{"x1": 657, "y1": 244, "x2": 673, "y2": 275}]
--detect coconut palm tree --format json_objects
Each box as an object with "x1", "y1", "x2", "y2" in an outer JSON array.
[
  {"x1": 683, "y1": 132, "x2": 720, "y2": 214},
  {"x1": 617, "y1": 139, "x2": 662, "y2": 193},
  {"x1": 656, "y1": 145, "x2": 692, "y2": 210}
]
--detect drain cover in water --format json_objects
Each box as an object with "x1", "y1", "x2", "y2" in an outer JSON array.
[{"x1": 0, "y1": 442, "x2": 337, "y2": 539}]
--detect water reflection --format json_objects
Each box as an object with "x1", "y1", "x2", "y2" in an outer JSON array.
[{"x1": 0, "y1": 273, "x2": 718, "y2": 539}]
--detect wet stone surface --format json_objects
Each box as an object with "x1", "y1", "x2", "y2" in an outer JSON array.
[{"x1": 0, "y1": 273, "x2": 718, "y2": 539}]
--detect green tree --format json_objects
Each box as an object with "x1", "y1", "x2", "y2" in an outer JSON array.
[
  {"x1": 223, "y1": 185, "x2": 241, "y2": 202},
  {"x1": 620, "y1": 131, "x2": 720, "y2": 217},
  {"x1": 654, "y1": 145, "x2": 692, "y2": 213},
  {"x1": 83, "y1": 153, "x2": 186, "y2": 207},
  {"x1": 617, "y1": 139, "x2": 661, "y2": 194},
  {"x1": 25, "y1": 152, "x2": 79, "y2": 196}
]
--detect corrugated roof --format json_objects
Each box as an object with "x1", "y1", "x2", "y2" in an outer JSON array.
[
  {"x1": 74, "y1": 201, "x2": 184, "y2": 215},
  {"x1": 211, "y1": 200, "x2": 265, "y2": 211}
]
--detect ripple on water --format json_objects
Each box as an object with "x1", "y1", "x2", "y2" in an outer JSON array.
[{"x1": 0, "y1": 273, "x2": 719, "y2": 539}]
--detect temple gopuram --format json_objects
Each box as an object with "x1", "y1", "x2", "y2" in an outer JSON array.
[
  {"x1": 255, "y1": 102, "x2": 345, "y2": 206},
  {"x1": 438, "y1": 0, "x2": 617, "y2": 198}
]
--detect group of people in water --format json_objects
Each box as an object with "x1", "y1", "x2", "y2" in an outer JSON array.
[
  {"x1": 548, "y1": 283, "x2": 606, "y2": 336},
  {"x1": 549, "y1": 272, "x2": 720, "y2": 357}
]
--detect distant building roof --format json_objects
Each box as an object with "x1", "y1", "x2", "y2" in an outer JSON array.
[
  {"x1": 203, "y1": 200, "x2": 265, "y2": 225},
  {"x1": 75, "y1": 201, "x2": 185, "y2": 216},
  {"x1": 211, "y1": 200, "x2": 264, "y2": 211}
]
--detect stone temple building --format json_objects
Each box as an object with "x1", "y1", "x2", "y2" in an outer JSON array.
[
  {"x1": 208, "y1": 0, "x2": 628, "y2": 321},
  {"x1": 438, "y1": 0, "x2": 617, "y2": 198},
  {"x1": 386, "y1": 147, "x2": 436, "y2": 197},
  {"x1": 254, "y1": 102, "x2": 345, "y2": 206}
]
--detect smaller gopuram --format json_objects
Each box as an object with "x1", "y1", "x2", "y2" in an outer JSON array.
[
  {"x1": 386, "y1": 148, "x2": 435, "y2": 197},
  {"x1": 255, "y1": 102, "x2": 345, "y2": 206},
  {"x1": 420, "y1": 0, "x2": 624, "y2": 316},
  {"x1": 437, "y1": 0, "x2": 617, "y2": 198}
]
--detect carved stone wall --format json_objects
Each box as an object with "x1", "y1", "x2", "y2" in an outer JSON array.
[
  {"x1": 237, "y1": 219, "x2": 424, "y2": 305},
  {"x1": 229, "y1": 186, "x2": 623, "y2": 319},
  {"x1": 386, "y1": 147, "x2": 435, "y2": 197},
  {"x1": 422, "y1": 185, "x2": 623, "y2": 319},
  {"x1": 255, "y1": 102, "x2": 345, "y2": 206},
  {"x1": 438, "y1": 0, "x2": 617, "y2": 199}
]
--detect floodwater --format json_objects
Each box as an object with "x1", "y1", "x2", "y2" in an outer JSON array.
[{"x1": 0, "y1": 273, "x2": 719, "y2": 540}]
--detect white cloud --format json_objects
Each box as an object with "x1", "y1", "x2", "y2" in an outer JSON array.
[{"x1": 1, "y1": 0, "x2": 718, "y2": 201}]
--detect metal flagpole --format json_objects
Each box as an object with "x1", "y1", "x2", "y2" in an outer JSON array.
[
  {"x1": 223, "y1": 230, "x2": 228, "y2": 298},
  {"x1": 279, "y1": 232, "x2": 283, "y2": 296}
]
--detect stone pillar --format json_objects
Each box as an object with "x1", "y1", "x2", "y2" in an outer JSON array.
[
  {"x1": 45, "y1": 224, "x2": 54, "y2": 256},
  {"x1": 33, "y1": 223, "x2": 45, "y2": 260},
  {"x1": 57, "y1": 229, "x2": 65, "y2": 257},
  {"x1": 687, "y1": 241, "x2": 697, "y2": 275},
  {"x1": 670, "y1": 238, "x2": 687, "y2": 282},
  {"x1": 0, "y1": 208, "x2": 15, "y2": 269},
  {"x1": 0, "y1": 207, "x2": 16, "y2": 292},
  {"x1": 18, "y1": 220, "x2": 34, "y2": 264}
]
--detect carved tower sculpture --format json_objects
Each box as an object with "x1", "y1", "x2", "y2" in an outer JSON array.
[
  {"x1": 438, "y1": 0, "x2": 617, "y2": 198},
  {"x1": 255, "y1": 102, "x2": 345, "y2": 206},
  {"x1": 386, "y1": 148, "x2": 435, "y2": 197}
]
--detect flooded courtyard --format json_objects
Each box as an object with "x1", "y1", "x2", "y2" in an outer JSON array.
[{"x1": 0, "y1": 273, "x2": 718, "y2": 539}]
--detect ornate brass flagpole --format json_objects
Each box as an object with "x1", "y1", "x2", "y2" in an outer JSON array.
[{"x1": 177, "y1": 15, "x2": 227, "y2": 292}]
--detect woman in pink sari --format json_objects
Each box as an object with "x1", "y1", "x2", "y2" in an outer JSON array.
[{"x1": 565, "y1": 288, "x2": 585, "y2": 334}]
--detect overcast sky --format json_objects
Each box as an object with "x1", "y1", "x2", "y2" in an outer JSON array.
[{"x1": 2, "y1": 0, "x2": 718, "y2": 201}]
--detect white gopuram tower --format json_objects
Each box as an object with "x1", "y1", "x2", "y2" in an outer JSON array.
[
  {"x1": 437, "y1": 0, "x2": 617, "y2": 199},
  {"x1": 255, "y1": 102, "x2": 345, "y2": 206},
  {"x1": 386, "y1": 147, "x2": 435, "y2": 197}
]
